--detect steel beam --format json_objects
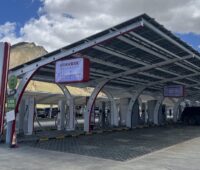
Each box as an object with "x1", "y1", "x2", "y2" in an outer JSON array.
[
  {"x1": 94, "y1": 43, "x2": 199, "y2": 86},
  {"x1": 9, "y1": 21, "x2": 143, "y2": 78},
  {"x1": 142, "y1": 19, "x2": 200, "y2": 60},
  {"x1": 95, "y1": 55, "x2": 192, "y2": 83},
  {"x1": 118, "y1": 34, "x2": 200, "y2": 83},
  {"x1": 129, "y1": 31, "x2": 200, "y2": 70}
]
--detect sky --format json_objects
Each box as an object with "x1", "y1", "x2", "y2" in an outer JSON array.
[{"x1": 0, "y1": 0, "x2": 200, "y2": 52}]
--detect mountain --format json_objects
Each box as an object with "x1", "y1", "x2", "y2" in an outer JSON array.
[{"x1": 10, "y1": 42, "x2": 48, "y2": 69}]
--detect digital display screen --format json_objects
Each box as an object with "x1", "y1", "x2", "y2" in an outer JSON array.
[
  {"x1": 163, "y1": 85, "x2": 185, "y2": 97},
  {"x1": 55, "y1": 58, "x2": 89, "y2": 83},
  {"x1": 55, "y1": 58, "x2": 83, "y2": 83}
]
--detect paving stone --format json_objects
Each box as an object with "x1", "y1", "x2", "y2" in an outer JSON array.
[{"x1": 25, "y1": 125, "x2": 200, "y2": 161}]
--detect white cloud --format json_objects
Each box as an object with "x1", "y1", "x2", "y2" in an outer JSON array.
[
  {"x1": 0, "y1": 22, "x2": 22, "y2": 44},
  {"x1": 1, "y1": 0, "x2": 200, "y2": 51}
]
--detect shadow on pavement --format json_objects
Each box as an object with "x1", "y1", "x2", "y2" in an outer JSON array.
[{"x1": 24, "y1": 125, "x2": 200, "y2": 161}]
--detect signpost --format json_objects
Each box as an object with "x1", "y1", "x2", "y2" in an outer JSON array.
[
  {"x1": 7, "y1": 97, "x2": 16, "y2": 109},
  {"x1": 6, "y1": 76, "x2": 18, "y2": 146},
  {"x1": 6, "y1": 110, "x2": 15, "y2": 123},
  {"x1": 8, "y1": 75, "x2": 18, "y2": 90},
  {"x1": 0, "y1": 42, "x2": 10, "y2": 142}
]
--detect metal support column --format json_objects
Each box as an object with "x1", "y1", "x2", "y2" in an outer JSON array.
[
  {"x1": 10, "y1": 70, "x2": 35, "y2": 146},
  {"x1": 84, "y1": 79, "x2": 109, "y2": 132},
  {"x1": 0, "y1": 42, "x2": 10, "y2": 142}
]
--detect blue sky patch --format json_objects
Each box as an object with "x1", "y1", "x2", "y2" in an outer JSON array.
[
  {"x1": 0, "y1": 0, "x2": 42, "y2": 34},
  {"x1": 176, "y1": 33, "x2": 200, "y2": 52},
  {"x1": 0, "y1": 0, "x2": 199, "y2": 52}
]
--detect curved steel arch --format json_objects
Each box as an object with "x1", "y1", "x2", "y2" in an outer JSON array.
[
  {"x1": 153, "y1": 96, "x2": 164, "y2": 125},
  {"x1": 84, "y1": 79, "x2": 109, "y2": 132},
  {"x1": 11, "y1": 69, "x2": 36, "y2": 146}
]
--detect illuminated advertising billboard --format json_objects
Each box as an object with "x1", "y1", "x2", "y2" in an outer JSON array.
[
  {"x1": 55, "y1": 58, "x2": 90, "y2": 83},
  {"x1": 163, "y1": 85, "x2": 185, "y2": 97}
]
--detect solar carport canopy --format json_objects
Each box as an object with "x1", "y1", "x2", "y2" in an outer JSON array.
[{"x1": 9, "y1": 14, "x2": 200, "y2": 99}]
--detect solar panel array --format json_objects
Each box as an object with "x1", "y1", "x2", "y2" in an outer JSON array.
[{"x1": 9, "y1": 14, "x2": 200, "y2": 99}]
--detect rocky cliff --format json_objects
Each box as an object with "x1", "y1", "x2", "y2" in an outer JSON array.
[{"x1": 10, "y1": 42, "x2": 48, "y2": 69}]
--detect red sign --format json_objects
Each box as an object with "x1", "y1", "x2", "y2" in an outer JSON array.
[
  {"x1": 0, "y1": 42, "x2": 10, "y2": 135},
  {"x1": 55, "y1": 58, "x2": 90, "y2": 83}
]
